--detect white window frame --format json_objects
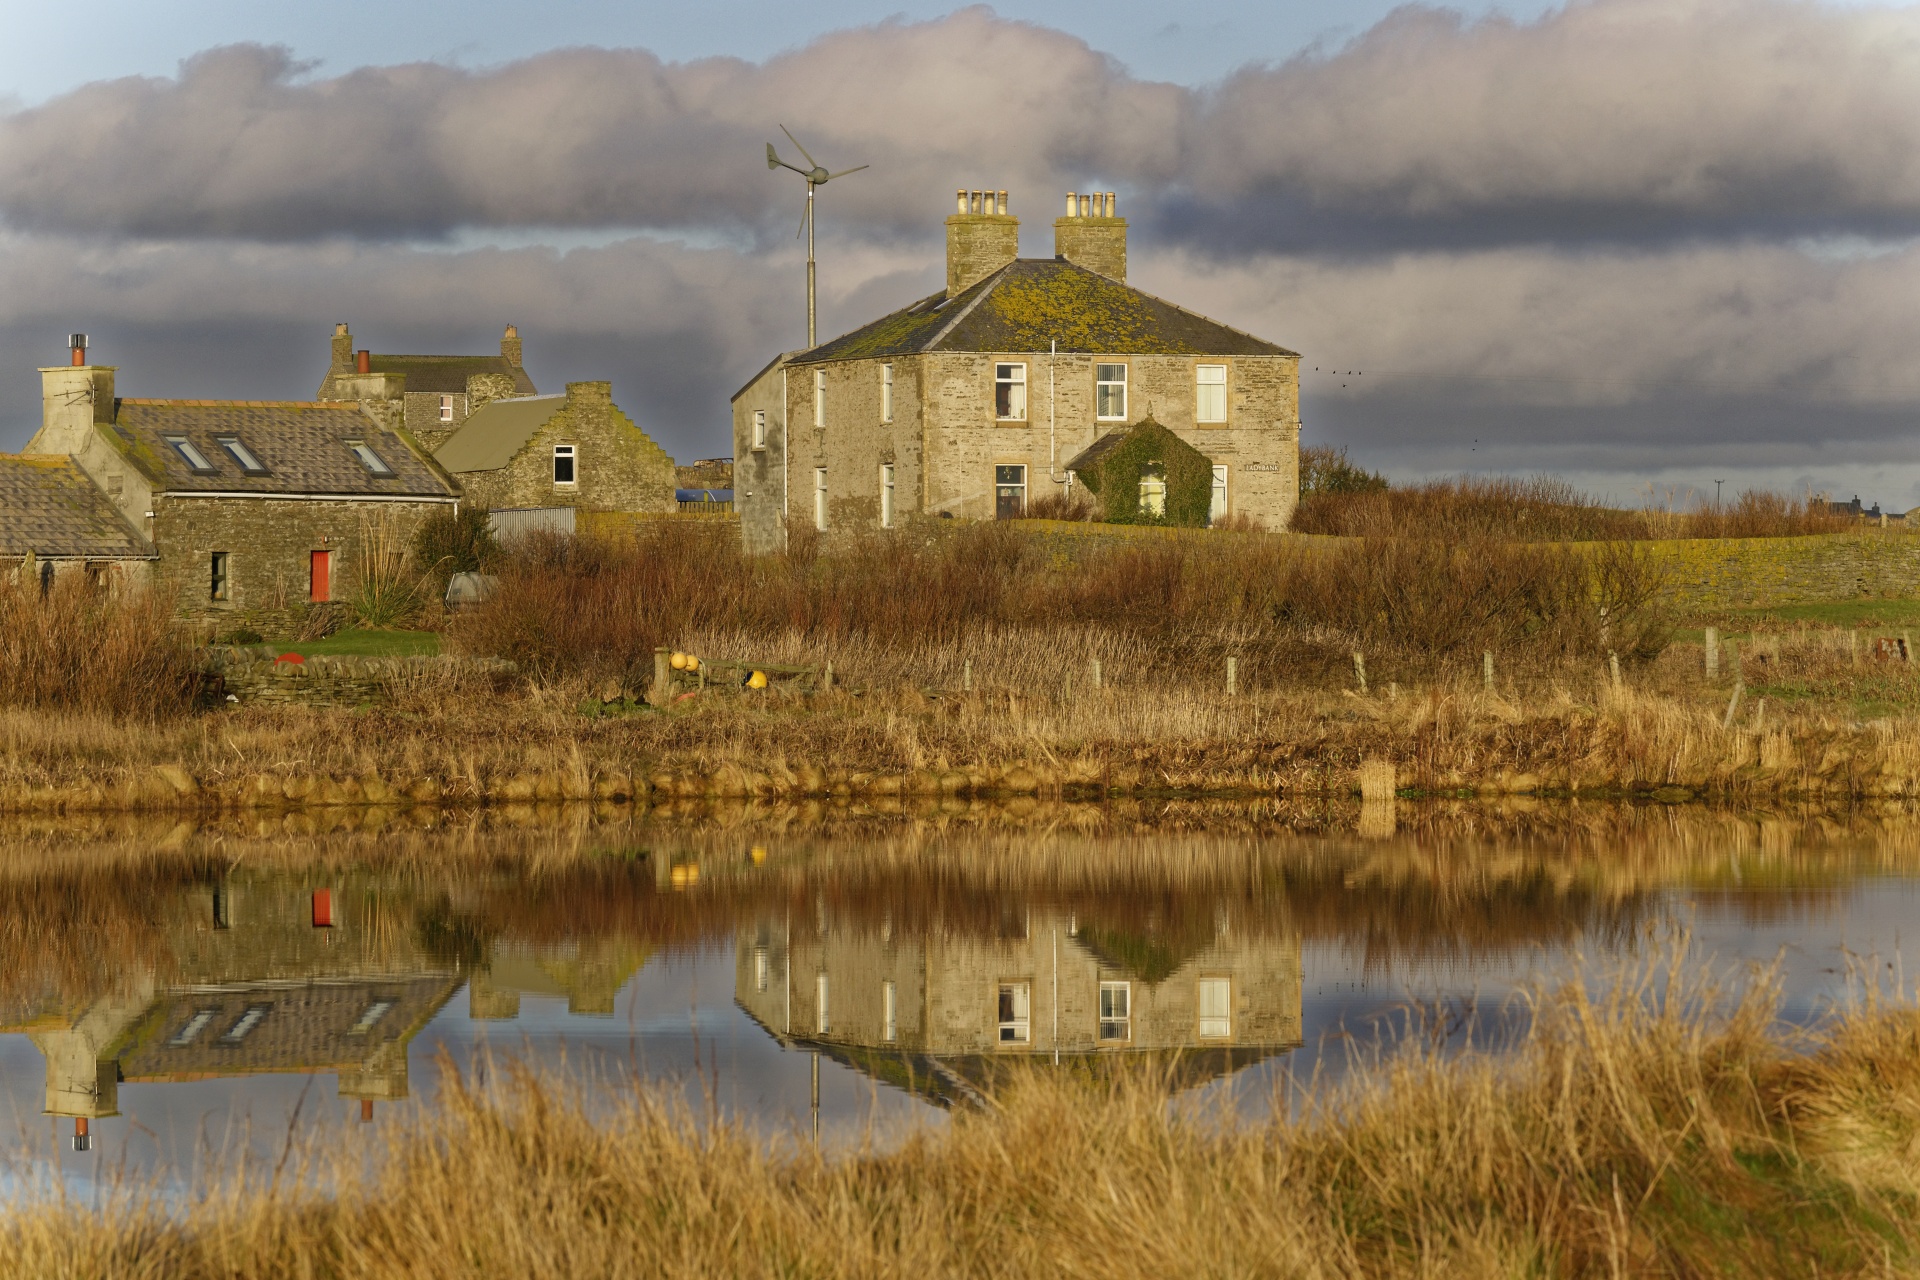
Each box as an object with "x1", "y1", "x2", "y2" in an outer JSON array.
[
  {"x1": 814, "y1": 467, "x2": 828, "y2": 531},
  {"x1": 1139, "y1": 462, "x2": 1167, "y2": 518},
  {"x1": 813, "y1": 369, "x2": 826, "y2": 428},
  {"x1": 997, "y1": 981, "x2": 1031, "y2": 1044},
  {"x1": 1099, "y1": 980, "x2": 1131, "y2": 1041},
  {"x1": 994, "y1": 362, "x2": 1027, "y2": 421},
  {"x1": 883, "y1": 979, "x2": 897, "y2": 1042},
  {"x1": 1095, "y1": 363, "x2": 1128, "y2": 421},
  {"x1": 1197, "y1": 976, "x2": 1232, "y2": 1039},
  {"x1": 815, "y1": 972, "x2": 830, "y2": 1035},
  {"x1": 552, "y1": 444, "x2": 577, "y2": 487},
  {"x1": 881, "y1": 364, "x2": 894, "y2": 423},
  {"x1": 1210, "y1": 465, "x2": 1229, "y2": 525},
  {"x1": 752, "y1": 409, "x2": 767, "y2": 450},
  {"x1": 995, "y1": 464, "x2": 1027, "y2": 520},
  {"x1": 1196, "y1": 364, "x2": 1227, "y2": 423},
  {"x1": 439, "y1": 394, "x2": 454, "y2": 423},
  {"x1": 881, "y1": 462, "x2": 895, "y2": 529}
]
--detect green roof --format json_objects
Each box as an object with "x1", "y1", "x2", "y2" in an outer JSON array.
[
  {"x1": 433, "y1": 395, "x2": 566, "y2": 473},
  {"x1": 792, "y1": 259, "x2": 1298, "y2": 364}
]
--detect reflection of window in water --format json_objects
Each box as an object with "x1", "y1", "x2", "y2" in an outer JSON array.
[
  {"x1": 222, "y1": 1006, "x2": 270, "y2": 1043},
  {"x1": 349, "y1": 1000, "x2": 394, "y2": 1035},
  {"x1": 883, "y1": 980, "x2": 897, "y2": 1042},
  {"x1": 1098, "y1": 981, "x2": 1131, "y2": 1041},
  {"x1": 1197, "y1": 977, "x2": 1231, "y2": 1039},
  {"x1": 816, "y1": 973, "x2": 830, "y2": 1035},
  {"x1": 754, "y1": 947, "x2": 770, "y2": 992},
  {"x1": 170, "y1": 1010, "x2": 218, "y2": 1047},
  {"x1": 997, "y1": 982, "x2": 1031, "y2": 1043}
]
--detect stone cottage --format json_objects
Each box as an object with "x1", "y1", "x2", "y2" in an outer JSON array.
[
  {"x1": 431, "y1": 381, "x2": 676, "y2": 516},
  {"x1": 0, "y1": 454, "x2": 156, "y2": 588},
  {"x1": 24, "y1": 339, "x2": 458, "y2": 633},
  {"x1": 316, "y1": 323, "x2": 537, "y2": 453},
  {"x1": 732, "y1": 189, "x2": 1301, "y2": 552}
]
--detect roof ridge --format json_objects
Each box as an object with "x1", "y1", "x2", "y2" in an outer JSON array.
[
  {"x1": 922, "y1": 263, "x2": 1016, "y2": 351},
  {"x1": 120, "y1": 398, "x2": 361, "y2": 409}
]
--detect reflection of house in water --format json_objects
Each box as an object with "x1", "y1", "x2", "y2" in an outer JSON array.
[
  {"x1": 734, "y1": 905, "x2": 1302, "y2": 1104},
  {"x1": 466, "y1": 940, "x2": 653, "y2": 1020}
]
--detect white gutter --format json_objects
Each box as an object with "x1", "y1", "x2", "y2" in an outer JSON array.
[{"x1": 159, "y1": 492, "x2": 458, "y2": 503}]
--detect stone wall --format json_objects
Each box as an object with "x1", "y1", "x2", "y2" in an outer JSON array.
[
  {"x1": 1630, "y1": 531, "x2": 1920, "y2": 609},
  {"x1": 734, "y1": 358, "x2": 794, "y2": 554},
  {"x1": 455, "y1": 381, "x2": 676, "y2": 515},
  {"x1": 207, "y1": 647, "x2": 514, "y2": 707}
]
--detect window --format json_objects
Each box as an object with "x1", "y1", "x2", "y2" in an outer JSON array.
[
  {"x1": 349, "y1": 1000, "x2": 394, "y2": 1035},
  {"x1": 222, "y1": 1005, "x2": 270, "y2": 1044},
  {"x1": 1139, "y1": 463, "x2": 1167, "y2": 518},
  {"x1": 752, "y1": 409, "x2": 767, "y2": 450},
  {"x1": 881, "y1": 364, "x2": 893, "y2": 423},
  {"x1": 1196, "y1": 364, "x2": 1227, "y2": 423},
  {"x1": 1197, "y1": 977, "x2": 1231, "y2": 1039},
  {"x1": 1096, "y1": 364, "x2": 1128, "y2": 420},
  {"x1": 552, "y1": 444, "x2": 577, "y2": 486},
  {"x1": 439, "y1": 394, "x2": 454, "y2": 423},
  {"x1": 309, "y1": 550, "x2": 332, "y2": 603},
  {"x1": 754, "y1": 947, "x2": 770, "y2": 992},
  {"x1": 814, "y1": 467, "x2": 828, "y2": 531},
  {"x1": 816, "y1": 973, "x2": 830, "y2": 1035},
  {"x1": 170, "y1": 1010, "x2": 218, "y2": 1048},
  {"x1": 164, "y1": 435, "x2": 217, "y2": 474},
  {"x1": 217, "y1": 436, "x2": 268, "y2": 475},
  {"x1": 997, "y1": 982, "x2": 1031, "y2": 1043},
  {"x1": 995, "y1": 465, "x2": 1026, "y2": 520},
  {"x1": 995, "y1": 362, "x2": 1027, "y2": 420},
  {"x1": 1211, "y1": 465, "x2": 1228, "y2": 525},
  {"x1": 346, "y1": 441, "x2": 394, "y2": 476},
  {"x1": 883, "y1": 979, "x2": 897, "y2": 1042},
  {"x1": 881, "y1": 463, "x2": 895, "y2": 529},
  {"x1": 813, "y1": 369, "x2": 826, "y2": 428},
  {"x1": 1099, "y1": 981, "x2": 1131, "y2": 1041},
  {"x1": 209, "y1": 552, "x2": 230, "y2": 602}
]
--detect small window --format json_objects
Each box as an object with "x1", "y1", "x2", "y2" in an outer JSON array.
[
  {"x1": 216, "y1": 437, "x2": 268, "y2": 475},
  {"x1": 1197, "y1": 977, "x2": 1231, "y2": 1039},
  {"x1": 209, "y1": 552, "x2": 230, "y2": 602},
  {"x1": 1096, "y1": 364, "x2": 1128, "y2": 420},
  {"x1": 1196, "y1": 364, "x2": 1227, "y2": 423},
  {"x1": 1099, "y1": 981, "x2": 1131, "y2": 1041},
  {"x1": 553, "y1": 444, "x2": 577, "y2": 486},
  {"x1": 164, "y1": 435, "x2": 217, "y2": 474},
  {"x1": 881, "y1": 364, "x2": 894, "y2": 423},
  {"x1": 813, "y1": 369, "x2": 826, "y2": 429},
  {"x1": 221, "y1": 1005, "x2": 270, "y2": 1043},
  {"x1": 995, "y1": 464, "x2": 1026, "y2": 521},
  {"x1": 814, "y1": 467, "x2": 828, "y2": 531},
  {"x1": 815, "y1": 972, "x2": 830, "y2": 1035},
  {"x1": 752, "y1": 409, "x2": 767, "y2": 450},
  {"x1": 349, "y1": 1000, "x2": 395, "y2": 1036},
  {"x1": 995, "y1": 363, "x2": 1027, "y2": 421},
  {"x1": 439, "y1": 394, "x2": 454, "y2": 423},
  {"x1": 997, "y1": 982, "x2": 1031, "y2": 1044},
  {"x1": 1139, "y1": 462, "x2": 1167, "y2": 518},
  {"x1": 1210, "y1": 465, "x2": 1228, "y2": 525},
  {"x1": 880, "y1": 463, "x2": 895, "y2": 529},
  {"x1": 754, "y1": 947, "x2": 770, "y2": 992},
  {"x1": 346, "y1": 441, "x2": 394, "y2": 476},
  {"x1": 883, "y1": 979, "x2": 897, "y2": 1042},
  {"x1": 170, "y1": 1009, "x2": 218, "y2": 1047}
]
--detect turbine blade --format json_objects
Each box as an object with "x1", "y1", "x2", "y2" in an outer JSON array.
[
  {"x1": 766, "y1": 143, "x2": 780, "y2": 171},
  {"x1": 823, "y1": 165, "x2": 869, "y2": 181},
  {"x1": 779, "y1": 123, "x2": 818, "y2": 169}
]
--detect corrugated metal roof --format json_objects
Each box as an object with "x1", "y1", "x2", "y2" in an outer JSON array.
[
  {"x1": 433, "y1": 395, "x2": 566, "y2": 473},
  {"x1": 0, "y1": 456, "x2": 154, "y2": 559},
  {"x1": 111, "y1": 401, "x2": 456, "y2": 497}
]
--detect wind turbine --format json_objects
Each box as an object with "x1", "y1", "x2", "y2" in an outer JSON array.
[{"x1": 767, "y1": 124, "x2": 867, "y2": 348}]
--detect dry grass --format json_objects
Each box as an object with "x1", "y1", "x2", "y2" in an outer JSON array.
[
  {"x1": 4, "y1": 952, "x2": 1917, "y2": 1277},
  {"x1": 0, "y1": 574, "x2": 196, "y2": 718}
]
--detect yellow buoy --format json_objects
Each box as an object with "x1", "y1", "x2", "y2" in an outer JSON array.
[
  {"x1": 669, "y1": 651, "x2": 688, "y2": 670},
  {"x1": 749, "y1": 845, "x2": 768, "y2": 866},
  {"x1": 747, "y1": 669, "x2": 769, "y2": 689},
  {"x1": 685, "y1": 655, "x2": 700, "y2": 672}
]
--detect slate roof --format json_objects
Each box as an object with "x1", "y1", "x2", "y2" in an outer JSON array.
[
  {"x1": 368, "y1": 354, "x2": 537, "y2": 396},
  {"x1": 791, "y1": 259, "x2": 1299, "y2": 365},
  {"x1": 432, "y1": 394, "x2": 566, "y2": 473},
  {"x1": 110, "y1": 401, "x2": 457, "y2": 498},
  {"x1": 0, "y1": 456, "x2": 154, "y2": 559}
]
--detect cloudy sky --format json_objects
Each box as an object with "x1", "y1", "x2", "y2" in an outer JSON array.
[{"x1": 5, "y1": 0, "x2": 1920, "y2": 507}]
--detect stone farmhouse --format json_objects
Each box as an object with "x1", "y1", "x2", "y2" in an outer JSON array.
[
  {"x1": 732, "y1": 189, "x2": 1302, "y2": 552},
  {"x1": 432, "y1": 380, "x2": 676, "y2": 517},
  {"x1": 316, "y1": 322, "x2": 537, "y2": 452},
  {"x1": 11, "y1": 338, "x2": 458, "y2": 633}
]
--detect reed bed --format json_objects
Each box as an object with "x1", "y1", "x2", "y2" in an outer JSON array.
[
  {"x1": 4, "y1": 954, "x2": 1916, "y2": 1277},
  {"x1": 0, "y1": 574, "x2": 196, "y2": 718}
]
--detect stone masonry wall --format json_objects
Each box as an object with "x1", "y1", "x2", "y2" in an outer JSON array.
[
  {"x1": 784, "y1": 356, "x2": 926, "y2": 534},
  {"x1": 733, "y1": 360, "x2": 791, "y2": 554},
  {"x1": 1630, "y1": 531, "x2": 1920, "y2": 609},
  {"x1": 154, "y1": 496, "x2": 454, "y2": 635},
  {"x1": 456, "y1": 381, "x2": 675, "y2": 515}
]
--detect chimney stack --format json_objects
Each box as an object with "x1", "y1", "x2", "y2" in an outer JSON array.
[
  {"x1": 30, "y1": 341, "x2": 116, "y2": 456},
  {"x1": 331, "y1": 322, "x2": 353, "y2": 373},
  {"x1": 501, "y1": 324, "x2": 522, "y2": 368},
  {"x1": 1054, "y1": 190, "x2": 1126, "y2": 282},
  {"x1": 945, "y1": 188, "x2": 1019, "y2": 297},
  {"x1": 356, "y1": 349, "x2": 371, "y2": 375}
]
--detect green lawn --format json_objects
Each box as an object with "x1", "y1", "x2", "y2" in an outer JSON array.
[
  {"x1": 275, "y1": 629, "x2": 442, "y2": 658},
  {"x1": 1674, "y1": 598, "x2": 1920, "y2": 643}
]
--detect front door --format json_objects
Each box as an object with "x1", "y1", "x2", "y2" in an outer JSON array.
[{"x1": 309, "y1": 550, "x2": 332, "y2": 603}]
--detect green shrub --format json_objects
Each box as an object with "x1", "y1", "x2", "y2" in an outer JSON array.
[{"x1": 412, "y1": 506, "x2": 497, "y2": 592}]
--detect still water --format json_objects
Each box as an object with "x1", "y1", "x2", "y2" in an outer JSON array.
[{"x1": 4, "y1": 799, "x2": 1919, "y2": 1195}]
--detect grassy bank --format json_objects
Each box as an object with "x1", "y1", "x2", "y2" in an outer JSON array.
[{"x1": 6, "y1": 959, "x2": 1917, "y2": 1277}]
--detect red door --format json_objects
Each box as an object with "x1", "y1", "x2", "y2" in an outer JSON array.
[{"x1": 309, "y1": 550, "x2": 331, "y2": 602}]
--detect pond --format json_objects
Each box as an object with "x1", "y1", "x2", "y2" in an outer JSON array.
[{"x1": 4, "y1": 799, "x2": 1918, "y2": 1198}]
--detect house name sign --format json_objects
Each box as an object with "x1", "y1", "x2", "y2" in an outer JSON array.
[{"x1": 1241, "y1": 462, "x2": 1284, "y2": 472}]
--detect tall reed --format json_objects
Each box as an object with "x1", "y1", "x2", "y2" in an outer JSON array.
[{"x1": 0, "y1": 573, "x2": 194, "y2": 718}]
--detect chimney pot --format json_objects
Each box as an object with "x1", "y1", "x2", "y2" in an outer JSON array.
[
  {"x1": 68, "y1": 333, "x2": 87, "y2": 366},
  {"x1": 956, "y1": 189, "x2": 967, "y2": 214},
  {"x1": 1065, "y1": 192, "x2": 1076, "y2": 217},
  {"x1": 356, "y1": 349, "x2": 371, "y2": 375},
  {"x1": 333, "y1": 322, "x2": 348, "y2": 337},
  {"x1": 997, "y1": 190, "x2": 1007, "y2": 215},
  {"x1": 1106, "y1": 192, "x2": 1116, "y2": 217}
]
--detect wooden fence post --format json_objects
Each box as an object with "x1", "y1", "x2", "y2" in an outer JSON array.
[
  {"x1": 1904, "y1": 631, "x2": 1913, "y2": 664},
  {"x1": 1482, "y1": 651, "x2": 1494, "y2": 692},
  {"x1": 649, "y1": 647, "x2": 670, "y2": 706},
  {"x1": 1609, "y1": 651, "x2": 1622, "y2": 691},
  {"x1": 823, "y1": 660, "x2": 834, "y2": 693},
  {"x1": 1090, "y1": 658, "x2": 1102, "y2": 690},
  {"x1": 1226, "y1": 656, "x2": 1238, "y2": 698},
  {"x1": 1704, "y1": 626, "x2": 1718, "y2": 679},
  {"x1": 962, "y1": 659, "x2": 972, "y2": 692},
  {"x1": 1352, "y1": 651, "x2": 1367, "y2": 694}
]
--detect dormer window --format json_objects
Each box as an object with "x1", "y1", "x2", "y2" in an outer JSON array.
[
  {"x1": 346, "y1": 441, "x2": 394, "y2": 476},
  {"x1": 164, "y1": 435, "x2": 217, "y2": 475},
  {"x1": 217, "y1": 436, "x2": 269, "y2": 476}
]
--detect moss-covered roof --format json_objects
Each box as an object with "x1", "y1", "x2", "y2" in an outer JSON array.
[
  {"x1": 792, "y1": 259, "x2": 1298, "y2": 364},
  {"x1": 0, "y1": 457, "x2": 154, "y2": 559},
  {"x1": 366, "y1": 354, "x2": 537, "y2": 396}
]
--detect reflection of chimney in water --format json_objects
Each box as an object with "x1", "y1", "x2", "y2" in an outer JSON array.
[
  {"x1": 360, "y1": 1099, "x2": 375, "y2": 1124},
  {"x1": 72, "y1": 1117, "x2": 91, "y2": 1152}
]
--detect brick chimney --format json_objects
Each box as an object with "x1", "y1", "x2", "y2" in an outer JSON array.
[
  {"x1": 1054, "y1": 191, "x2": 1126, "y2": 283},
  {"x1": 331, "y1": 322, "x2": 353, "y2": 374},
  {"x1": 501, "y1": 324, "x2": 523, "y2": 368},
  {"x1": 945, "y1": 189, "x2": 1018, "y2": 297}
]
